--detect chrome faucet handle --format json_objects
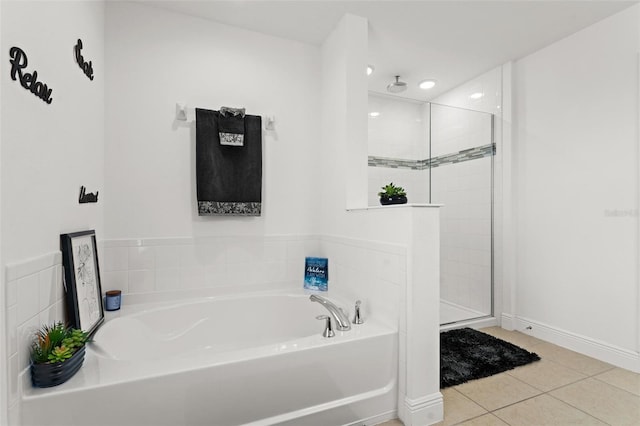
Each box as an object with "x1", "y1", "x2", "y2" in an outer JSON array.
[
  {"x1": 353, "y1": 300, "x2": 364, "y2": 324},
  {"x1": 316, "y1": 315, "x2": 335, "y2": 338},
  {"x1": 309, "y1": 294, "x2": 351, "y2": 331}
]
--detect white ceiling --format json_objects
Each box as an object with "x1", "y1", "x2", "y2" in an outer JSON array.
[{"x1": 142, "y1": 0, "x2": 637, "y2": 100}]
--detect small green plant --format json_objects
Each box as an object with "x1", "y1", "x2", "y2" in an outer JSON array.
[
  {"x1": 378, "y1": 182, "x2": 407, "y2": 198},
  {"x1": 30, "y1": 322, "x2": 89, "y2": 364}
]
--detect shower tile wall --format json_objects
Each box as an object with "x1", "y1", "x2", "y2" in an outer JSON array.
[
  {"x1": 430, "y1": 104, "x2": 493, "y2": 318},
  {"x1": 368, "y1": 93, "x2": 430, "y2": 205},
  {"x1": 432, "y1": 158, "x2": 492, "y2": 315},
  {"x1": 430, "y1": 103, "x2": 492, "y2": 156}
]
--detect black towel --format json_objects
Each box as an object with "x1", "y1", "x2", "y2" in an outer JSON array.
[{"x1": 196, "y1": 108, "x2": 262, "y2": 216}]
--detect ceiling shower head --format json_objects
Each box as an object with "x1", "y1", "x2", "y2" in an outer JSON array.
[{"x1": 387, "y1": 75, "x2": 407, "y2": 93}]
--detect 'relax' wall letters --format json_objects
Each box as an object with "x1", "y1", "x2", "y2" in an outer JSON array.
[{"x1": 8, "y1": 46, "x2": 54, "y2": 104}]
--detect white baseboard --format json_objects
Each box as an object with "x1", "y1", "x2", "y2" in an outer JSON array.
[
  {"x1": 399, "y1": 393, "x2": 443, "y2": 426},
  {"x1": 501, "y1": 313, "x2": 515, "y2": 330},
  {"x1": 513, "y1": 316, "x2": 640, "y2": 373}
]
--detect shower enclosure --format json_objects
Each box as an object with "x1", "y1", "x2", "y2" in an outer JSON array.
[{"x1": 368, "y1": 93, "x2": 494, "y2": 325}]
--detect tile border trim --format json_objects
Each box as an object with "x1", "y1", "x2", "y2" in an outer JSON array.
[
  {"x1": 101, "y1": 234, "x2": 323, "y2": 248},
  {"x1": 369, "y1": 143, "x2": 495, "y2": 170}
]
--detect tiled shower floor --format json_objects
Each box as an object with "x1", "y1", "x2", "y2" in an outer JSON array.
[{"x1": 378, "y1": 327, "x2": 640, "y2": 426}]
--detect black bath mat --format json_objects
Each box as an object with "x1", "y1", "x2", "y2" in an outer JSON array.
[{"x1": 440, "y1": 328, "x2": 540, "y2": 388}]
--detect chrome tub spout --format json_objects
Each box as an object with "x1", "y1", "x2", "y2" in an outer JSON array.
[{"x1": 309, "y1": 294, "x2": 351, "y2": 331}]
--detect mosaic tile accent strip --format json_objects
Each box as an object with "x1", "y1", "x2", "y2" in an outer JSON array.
[
  {"x1": 367, "y1": 157, "x2": 423, "y2": 170},
  {"x1": 369, "y1": 143, "x2": 495, "y2": 170},
  {"x1": 429, "y1": 143, "x2": 495, "y2": 168}
]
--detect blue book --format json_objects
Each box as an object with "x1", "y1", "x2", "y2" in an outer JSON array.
[{"x1": 304, "y1": 257, "x2": 328, "y2": 291}]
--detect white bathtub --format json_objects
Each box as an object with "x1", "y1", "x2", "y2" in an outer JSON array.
[{"x1": 21, "y1": 290, "x2": 398, "y2": 426}]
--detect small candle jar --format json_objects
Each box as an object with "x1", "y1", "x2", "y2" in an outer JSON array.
[{"x1": 105, "y1": 290, "x2": 122, "y2": 311}]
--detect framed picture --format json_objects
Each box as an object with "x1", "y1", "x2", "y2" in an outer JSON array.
[{"x1": 61, "y1": 230, "x2": 104, "y2": 336}]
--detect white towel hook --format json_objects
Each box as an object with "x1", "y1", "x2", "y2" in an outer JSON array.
[
  {"x1": 265, "y1": 115, "x2": 276, "y2": 130},
  {"x1": 176, "y1": 102, "x2": 188, "y2": 121}
]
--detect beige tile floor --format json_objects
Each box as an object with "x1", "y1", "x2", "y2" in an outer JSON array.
[{"x1": 377, "y1": 327, "x2": 640, "y2": 426}]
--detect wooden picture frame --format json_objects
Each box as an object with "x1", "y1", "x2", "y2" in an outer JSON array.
[{"x1": 60, "y1": 230, "x2": 104, "y2": 336}]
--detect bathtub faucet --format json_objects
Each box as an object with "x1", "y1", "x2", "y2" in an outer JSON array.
[{"x1": 309, "y1": 295, "x2": 351, "y2": 331}]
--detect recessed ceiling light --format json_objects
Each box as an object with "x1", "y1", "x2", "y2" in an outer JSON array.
[
  {"x1": 367, "y1": 65, "x2": 375, "y2": 76},
  {"x1": 369, "y1": 111, "x2": 380, "y2": 117},
  {"x1": 418, "y1": 80, "x2": 436, "y2": 90},
  {"x1": 469, "y1": 92, "x2": 484, "y2": 100}
]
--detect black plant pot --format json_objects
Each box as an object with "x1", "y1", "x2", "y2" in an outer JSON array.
[
  {"x1": 31, "y1": 345, "x2": 85, "y2": 388},
  {"x1": 379, "y1": 195, "x2": 408, "y2": 206}
]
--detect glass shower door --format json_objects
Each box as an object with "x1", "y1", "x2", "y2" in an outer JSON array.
[{"x1": 430, "y1": 103, "x2": 493, "y2": 325}]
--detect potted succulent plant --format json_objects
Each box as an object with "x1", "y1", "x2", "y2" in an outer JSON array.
[
  {"x1": 378, "y1": 182, "x2": 408, "y2": 205},
  {"x1": 30, "y1": 322, "x2": 89, "y2": 388}
]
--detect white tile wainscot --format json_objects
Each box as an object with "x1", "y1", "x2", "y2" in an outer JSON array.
[
  {"x1": 346, "y1": 204, "x2": 443, "y2": 425},
  {"x1": 100, "y1": 235, "x2": 403, "y2": 329},
  {"x1": 4, "y1": 252, "x2": 66, "y2": 423},
  {"x1": 319, "y1": 235, "x2": 406, "y2": 330},
  {"x1": 100, "y1": 236, "x2": 322, "y2": 295}
]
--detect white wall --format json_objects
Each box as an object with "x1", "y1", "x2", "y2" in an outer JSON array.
[
  {"x1": 104, "y1": 2, "x2": 321, "y2": 240},
  {"x1": 0, "y1": 2, "x2": 105, "y2": 423},
  {"x1": 513, "y1": 4, "x2": 639, "y2": 368},
  {"x1": 1, "y1": 1, "x2": 105, "y2": 265}
]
